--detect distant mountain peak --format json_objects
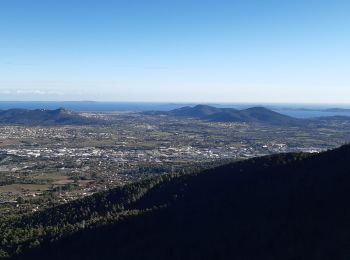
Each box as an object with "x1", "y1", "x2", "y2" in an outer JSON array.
[
  {"x1": 149, "y1": 104, "x2": 304, "y2": 126},
  {"x1": 0, "y1": 108, "x2": 100, "y2": 125}
]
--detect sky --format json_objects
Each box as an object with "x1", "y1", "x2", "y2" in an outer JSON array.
[{"x1": 0, "y1": 0, "x2": 349, "y2": 103}]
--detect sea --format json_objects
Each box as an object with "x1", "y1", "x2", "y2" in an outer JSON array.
[{"x1": 1, "y1": 101, "x2": 350, "y2": 119}]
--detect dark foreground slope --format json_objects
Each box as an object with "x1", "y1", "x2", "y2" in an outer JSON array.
[
  {"x1": 0, "y1": 108, "x2": 99, "y2": 125},
  {"x1": 5, "y1": 144, "x2": 350, "y2": 260}
]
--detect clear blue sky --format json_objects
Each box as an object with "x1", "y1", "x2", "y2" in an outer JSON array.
[{"x1": 0, "y1": 0, "x2": 349, "y2": 103}]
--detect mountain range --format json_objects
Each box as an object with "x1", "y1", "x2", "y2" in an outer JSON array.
[
  {"x1": 1, "y1": 105, "x2": 349, "y2": 126},
  {"x1": 0, "y1": 108, "x2": 99, "y2": 125},
  {"x1": 145, "y1": 105, "x2": 305, "y2": 126},
  {"x1": 4, "y1": 143, "x2": 350, "y2": 259}
]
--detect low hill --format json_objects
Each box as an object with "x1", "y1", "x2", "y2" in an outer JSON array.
[
  {"x1": 0, "y1": 108, "x2": 100, "y2": 125},
  {"x1": 3, "y1": 144, "x2": 350, "y2": 259},
  {"x1": 145, "y1": 105, "x2": 304, "y2": 126}
]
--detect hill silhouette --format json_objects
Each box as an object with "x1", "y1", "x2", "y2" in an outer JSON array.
[
  {"x1": 0, "y1": 108, "x2": 100, "y2": 125},
  {"x1": 3, "y1": 143, "x2": 350, "y2": 259},
  {"x1": 145, "y1": 105, "x2": 304, "y2": 126}
]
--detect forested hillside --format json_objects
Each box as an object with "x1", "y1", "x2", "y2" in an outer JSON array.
[{"x1": 2, "y1": 144, "x2": 350, "y2": 259}]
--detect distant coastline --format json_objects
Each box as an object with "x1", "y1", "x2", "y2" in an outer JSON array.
[{"x1": 1, "y1": 101, "x2": 350, "y2": 118}]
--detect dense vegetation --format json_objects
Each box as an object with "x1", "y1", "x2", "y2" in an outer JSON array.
[{"x1": 2, "y1": 144, "x2": 350, "y2": 259}]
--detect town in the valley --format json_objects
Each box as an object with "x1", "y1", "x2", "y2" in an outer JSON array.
[{"x1": 1, "y1": 111, "x2": 349, "y2": 214}]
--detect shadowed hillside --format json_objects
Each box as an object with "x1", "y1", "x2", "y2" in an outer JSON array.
[{"x1": 3, "y1": 144, "x2": 350, "y2": 259}]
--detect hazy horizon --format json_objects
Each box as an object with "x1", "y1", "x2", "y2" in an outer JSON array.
[{"x1": 2, "y1": 100, "x2": 350, "y2": 106}]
